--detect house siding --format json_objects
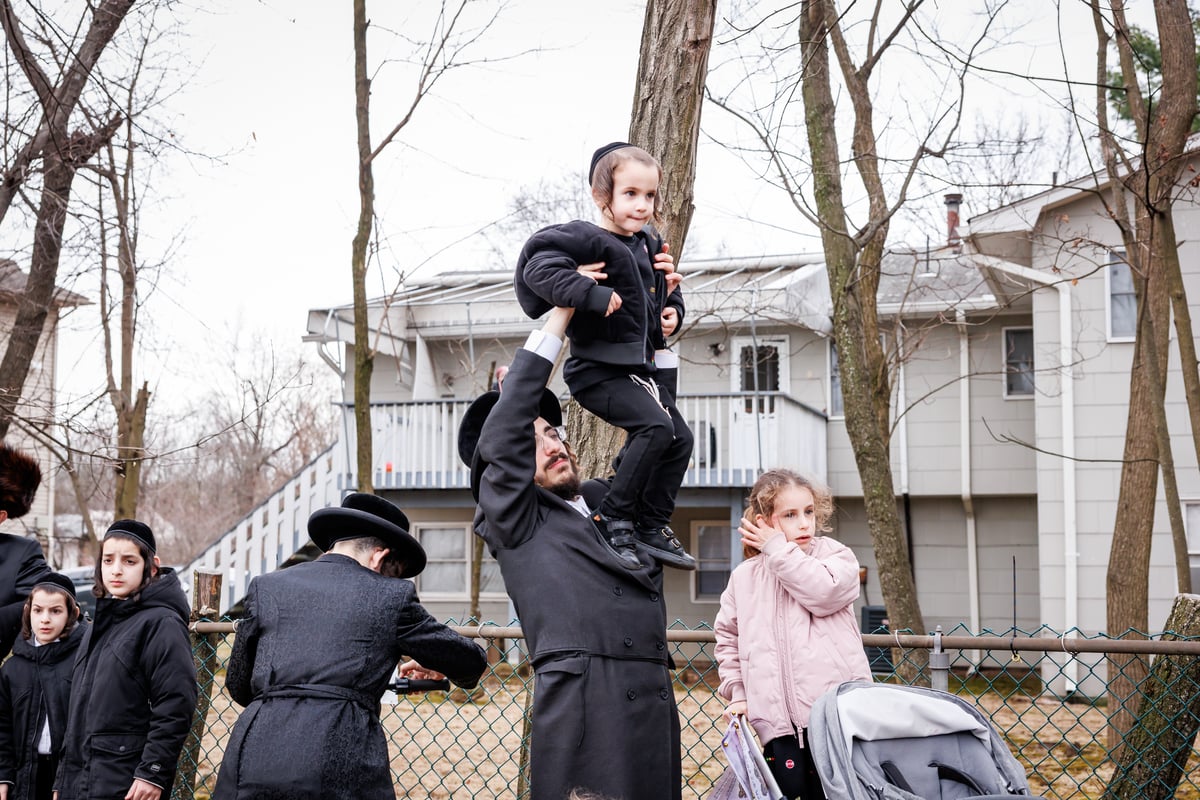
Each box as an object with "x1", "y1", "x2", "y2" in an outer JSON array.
[{"x1": 0, "y1": 303, "x2": 56, "y2": 539}]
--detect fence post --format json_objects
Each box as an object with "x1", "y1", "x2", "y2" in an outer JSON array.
[
  {"x1": 172, "y1": 569, "x2": 222, "y2": 800},
  {"x1": 929, "y1": 626, "x2": 949, "y2": 693}
]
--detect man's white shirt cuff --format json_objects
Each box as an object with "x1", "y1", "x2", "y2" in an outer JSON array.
[{"x1": 523, "y1": 330, "x2": 563, "y2": 362}]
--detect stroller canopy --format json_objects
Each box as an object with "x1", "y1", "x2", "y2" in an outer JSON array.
[{"x1": 808, "y1": 681, "x2": 1040, "y2": 799}]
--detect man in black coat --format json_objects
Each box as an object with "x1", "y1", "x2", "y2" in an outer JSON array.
[
  {"x1": 213, "y1": 493, "x2": 487, "y2": 800},
  {"x1": 458, "y1": 307, "x2": 682, "y2": 800},
  {"x1": 0, "y1": 444, "x2": 49, "y2": 660}
]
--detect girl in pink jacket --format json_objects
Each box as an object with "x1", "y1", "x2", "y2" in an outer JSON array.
[{"x1": 714, "y1": 469, "x2": 872, "y2": 800}]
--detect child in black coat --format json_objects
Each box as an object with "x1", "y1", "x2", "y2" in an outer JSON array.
[
  {"x1": 514, "y1": 142, "x2": 696, "y2": 571},
  {"x1": 55, "y1": 521, "x2": 197, "y2": 800},
  {"x1": 0, "y1": 573, "x2": 85, "y2": 800}
]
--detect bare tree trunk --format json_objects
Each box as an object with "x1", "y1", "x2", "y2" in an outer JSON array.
[
  {"x1": 114, "y1": 383, "x2": 149, "y2": 519},
  {"x1": 629, "y1": 0, "x2": 716, "y2": 258},
  {"x1": 566, "y1": 0, "x2": 714, "y2": 471},
  {"x1": 1103, "y1": 594, "x2": 1200, "y2": 800},
  {"x1": 798, "y1": 0, "x2": 927, "y2": 679},
  {"x1": 0, "y1": 0, "x2": 134, "y2": 226},
  {"x1": 0, "y1": 0, "x2": 132, "y2": 436},
  {"x1": 351, "y1": 0, "x2": 376, "y2": 494},
  {"x1": 1091, "y1": 0, "x2": 1197, "y2": 753}
]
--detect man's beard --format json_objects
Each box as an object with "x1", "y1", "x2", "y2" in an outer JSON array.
[{"x1": 542, "y1": 455, "x2": 582, "y2": 500}]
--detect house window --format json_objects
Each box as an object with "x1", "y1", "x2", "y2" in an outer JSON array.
[
  {"x1": 693, "y1": 522, "x2": 732, "y2": 600},
  {"x1": 739, "y1": 344, "x2": 780, "y2": 413},
  {"x1": 1108, "y1": 251, "x2": 1136, "y2": 341},
  {"x1": 1185, "y1": 502, "x2": 1200, "y2": 592},
  {"x1": 415, "y1": 525, "x2": 503, "y2": 596},
  {"x1": 1003, "y1": 328, "x2": 1034, "y2": 398},
  {"x1": 829, "y1": 342, "x2": 843, "y2": 418}
]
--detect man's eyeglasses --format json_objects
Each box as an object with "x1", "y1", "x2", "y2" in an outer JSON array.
[{"x1": 536, "y1": 426, "x2": 568, "y2": 450}]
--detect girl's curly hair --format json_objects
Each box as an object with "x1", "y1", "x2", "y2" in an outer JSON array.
[{"x1": 742, "y1": 469, "x2": 834, "y2": 558}]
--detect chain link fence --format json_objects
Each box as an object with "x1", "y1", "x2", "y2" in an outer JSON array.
[{"x1": 172, "y1": 618, "x2": 1200, "y2": 800}]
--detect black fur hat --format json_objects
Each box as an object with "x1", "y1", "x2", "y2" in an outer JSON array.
[{"x1": 0, "y1": 443, "x2": 42, "y2": 519}]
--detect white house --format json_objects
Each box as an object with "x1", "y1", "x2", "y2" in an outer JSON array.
[
  {"x1": 0, "y1": 259, "x2": 88, "y2": 566},
  {"x1": 182, "y1": 155, "x2": 1200, "y2": 698}
]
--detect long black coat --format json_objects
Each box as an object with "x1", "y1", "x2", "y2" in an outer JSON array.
[
  {"x1": 212, "y1": 554, "x2": 487, "y2": 800},
  {"x1": 56, "y1": 570, "x2": 197, "y2": 800},
  {"x1": 0, "y1": 622, "x2": 86, "y2": 800},
  {"x1": 473, "y1": 348, "x2": 682, "y2": 800},
  {"x1": 0, "y1": 535, "x2": 49, "y2": 660}
]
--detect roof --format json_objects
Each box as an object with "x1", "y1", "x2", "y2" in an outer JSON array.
[
  {"x1": 305, "y1": 248, "x2": 1003, "y2": 344},
  {"x1": 0, "y1": 259, "x2": 90, "y2": 307}
]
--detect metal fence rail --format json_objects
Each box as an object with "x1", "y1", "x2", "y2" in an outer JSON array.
[{"x1": 173, "y1": 620, "x2": 1200, "y2": 800}]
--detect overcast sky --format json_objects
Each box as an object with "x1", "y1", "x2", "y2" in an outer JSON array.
[{"x1": 46, "y1": 0, "x2": 1144, "y2": 415}]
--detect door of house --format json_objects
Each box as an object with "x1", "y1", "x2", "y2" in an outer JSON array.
[{"x1": 730, "y1": 336, "x2": 789, "y2": 470}]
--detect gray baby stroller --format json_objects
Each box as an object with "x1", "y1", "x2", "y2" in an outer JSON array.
[{"x1": 808, "y1": 681, "x2": 1045, "y2": 799}]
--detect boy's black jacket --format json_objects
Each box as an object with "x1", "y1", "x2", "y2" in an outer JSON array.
[
  {"x1": 0, "y1": 622, "x2": 86, "y2": 800},
  {"x1": 515, "y1": 221, "x2": 684, "y2": 366}
]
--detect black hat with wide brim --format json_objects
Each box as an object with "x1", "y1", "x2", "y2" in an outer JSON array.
[
  {"x1": 457, "y1": 388, "x2": 563, "y2": 499},
  {"x1": 308, "y1": 493, "x2": 426, "y2": 578}
]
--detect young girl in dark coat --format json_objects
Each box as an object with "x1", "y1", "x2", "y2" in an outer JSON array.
[
  {"x1": 0, "y1": 574, "x2": 85, "y2": 800},
  {"x1": 55, "y1": 521, "x2": 197, "y2": 800}
]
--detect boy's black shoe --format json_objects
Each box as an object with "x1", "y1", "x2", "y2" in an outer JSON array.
[
  {"x1": 592, "y1": 513, "x2": 642, "y2": 569},
  {"x1": 636, "y1": 526, "x2": 697, "y2": 570}
]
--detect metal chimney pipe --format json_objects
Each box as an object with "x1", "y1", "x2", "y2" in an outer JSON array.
[{"x1": 944, "y1": 193, "x2": 963, "y2": 246}]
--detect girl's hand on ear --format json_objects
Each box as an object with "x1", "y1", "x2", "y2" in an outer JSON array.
[
  {"x1": 738, "y1": 514, "x2": 781, "y2": 552},
  {"x1": 125, "y1": 778, "x2": 161, "y2": 800}
]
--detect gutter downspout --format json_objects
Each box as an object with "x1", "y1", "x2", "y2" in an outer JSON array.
[
  {"x1": 970, "y1": 253, "x2": 1078, "y2": 693},
  {"x1": 957, "y1": 310, "x2": 982, "y2": 667}
]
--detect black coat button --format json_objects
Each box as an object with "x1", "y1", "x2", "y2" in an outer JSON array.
[
  {"x1": 659, "y1": 688, "x2": 670, "y2": 700},
  {"x1": 613, "y1": 586, "x2": 623, "y2": 596},
  {"x1": 627, "y1": 689, "x2": 637, "y2": 700},
  {"x1": 650, "y1": 592, "x2": 659, "y2": 602},
  {"x1": 624, "y1": 637, "x2": 633, "y2": 647},
  {"x1": 656, "y1": 640, "x2": 665, "y2": 650}
]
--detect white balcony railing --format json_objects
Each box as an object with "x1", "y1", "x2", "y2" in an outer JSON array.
[
  {"x1": 180, "y1": 394, "x2": 827, "y2": 612},
  {"x1": 179, "y1": 446, "x2": 341, "y2": 612},
  {"x1": 347, "y1": 392, "x2": 828, "y2": 491}
]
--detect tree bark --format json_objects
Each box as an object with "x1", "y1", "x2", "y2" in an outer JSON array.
[
  {"x1": 798, "y1": 0, "x2": 927, "y2": 680},
  {"x1": 628, "y1": 0, "x2": 716, "y2": 259},
  {"x1": 0, "y1": 0, "x2": 134, "y2": 226},
  {"x1": 1093, "y1": 0, "x2": 1197, "y2": 753},
  {"x1": 565, "y1": 0, "x2": 714, "y2": 477},
  {"x1": 1103, "y1": 594, "x2": 1200, "y2": 800},
  {"x1": 351, "y1": 0, "x2": 376, "y2": 493}
]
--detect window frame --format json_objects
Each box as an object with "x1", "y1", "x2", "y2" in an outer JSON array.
[
  {"x1": 412, "y1": 523, "x2": 505, "y2": 599},
  {"x1": 829, "y1": 340, "x2": 843, "y2": 419},
  {"x1": 691, "y1": 520, "x2": 733, "y2": 603},
  {"x1": 1106, "y1": 250, "x2": 1137, "y2": 342},
  {"x1": 1002, "y1": 326, "x2": 1035, "y2": 400}
]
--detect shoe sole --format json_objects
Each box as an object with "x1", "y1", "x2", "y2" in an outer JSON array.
[{"x1": 635, "y1": 542, "x2": 697, "y2": 570}]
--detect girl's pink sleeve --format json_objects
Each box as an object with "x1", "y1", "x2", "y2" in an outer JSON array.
[
  {"x1": 763, "y1": 536, "x2": 861, "y2": 616},
  {"x1": 714, "y1": 576, "x2": 745, "y2": 703}
]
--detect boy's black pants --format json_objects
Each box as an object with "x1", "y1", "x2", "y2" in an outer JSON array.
[{"x1": 572, "y1": 375, "x2": 692, "y2": 528}]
